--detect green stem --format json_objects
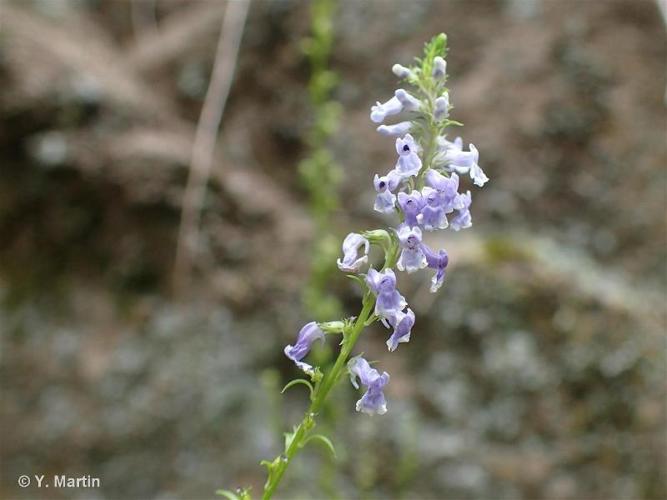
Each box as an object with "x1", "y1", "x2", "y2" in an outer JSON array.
[
  {"x1": 262, "y1": 294, "x2": 375, "y2": 499},
  {"x1": 416, "y1": 119, "x2": 437, "y2": 190}
]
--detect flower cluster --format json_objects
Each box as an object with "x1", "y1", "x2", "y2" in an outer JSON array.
[{"x1": 283, "y1": 34, "x2": 489, "y2": 416}]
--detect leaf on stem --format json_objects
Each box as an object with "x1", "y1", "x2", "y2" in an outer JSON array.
[
  {"x1": 216, "y1": 488, "x2": 251, "y2": 500},
  {"x1": 346, "y1": 274, "x2": 366, "y2": 288},
  {"x1": 302, "y1": 434, "x2": 337, "y2": 459},
  {"x1": 364, "y1": 314, "x2": 379, "y2": 327},
  {"x1": 215, "y1": 490, "x2": 239, "y2": 500},
  {"x1": 284, "y1": 425, "x2": 300, "y2": 450},
  {"x1": 280, "y1": 378, "x2": 314, "y2": 399}
]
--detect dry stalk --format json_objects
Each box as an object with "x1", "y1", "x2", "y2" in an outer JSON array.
[{"x1": 173, "y1": 0, "x2": 251, "y2": 295}]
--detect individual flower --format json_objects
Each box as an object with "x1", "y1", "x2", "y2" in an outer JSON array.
[
  {"x1": 396, "y1": 223, "x2": 427, "y2": 273},
  {"x1": 433, "y1": 136, "x2": 464, "y2": 170},
  {"x1": 336, "y1": 233, "x2": 370, "y2": 272},
  {"x1": 437, "y1": 135, "x2": 463, "y2": 153},
  {"x1": 366, "y1": 268, "x2": 407, "y2": 322},
  {"x1": 386, "y1": 308, "x2": 415, "y2": 352},
  {"x1": 425, "y1": 170, "x2": 460, "y2": 212},
  {"x1": 373, "y1": 171, "x2": 401, "y2": 213},
  {"x1": 348, "y1": 356, "x2": 390, "y2": 415},
  {"x1": 394, "y1": 89, "x2": 421, "y2": 112},
  {"x1": 433, "y1": 92, "x2": 450, "y2": 120},
  {"x1": 392, "y1": 63, "x2": 413, "y2": 79},
  {"x1": 444, "y1": 143, "x2": 488, "y2": 187},
  {"x1": 417, "y1": 186, "x2": 448, "y2": 231},
  {"x1": 422, "y1": 244, "x2": 449, "y2": 292},
  {"x1": 432, "y1": 56, "x2": 447, "y2": 79},
  {"x1": 449, "y1": 190, "x2": 472, "y2": 231},
  {"x1": 370, "y1": 95, "x2": 403, "y2": 124},
  {"x1": 397, "y1": 190, "x2": 425, "y2": 227},
  {"x1": 395, "y1": 134, "x2": 422, "y2": 177},
  {"x1": 377, "y1": 121, "x2": 412, "y2": 137},
  {"x1": 284, "y1": 322, "x2": 325, "y2": 375}
]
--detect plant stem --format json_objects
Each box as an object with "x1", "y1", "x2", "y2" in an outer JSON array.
[{"x1": 262, "y1": 295, "x2": 375, "y2": 499}]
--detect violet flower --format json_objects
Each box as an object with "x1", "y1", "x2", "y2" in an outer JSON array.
[
  {"x1": 397, "y1": 190, "x2": 425, "y2": 227},
  {"x1": 373, "y1": 171, "x2": 401, "y2": 214},
  {"x1": 437, "y1": 135, "x2": 463, "y2": 153},
  {"x1": 422, "y1": 244, "x2": 449, "y2": 292},
  {"x1": 370, "y1": 95, "x2": 403, "y2": 124},
  {"x1": 417, "y1": 186, "x2": 448, "y2": 231},
  {"x1": 396, "y1": 224, "x2": 427, "y2": 273},
  {"x1": 386, "y1": 308, "x2": 415, "y2": 352},
  {"x1": 284, "y1": 322, "x2": 325, "y2": 375},
  {"x1": 444, "y1": 143, "x2": 489, "y2": 187},
  {"x1": 366, "y1": 268, "x2": 407, "y2": 323},
  {"x1": 377, "y1": 121, "x2": 412, "y2": 137},
  {"x1": 348, "y1": 356, "x2": 390, "y2": 415},
  {"x1": 395, "y1": 134, "x2": 422, "y2": 177},
  {"x1": 425, "y1": 170, "x2": 460, "y2": 213},
  {"x1": 394, "y1": 89, "x2": 421, "y2": 112},
  {"x1": 450, "y1": 190, "x2": 472, "y2": 231},
  {"x1": 336, "y1": 233, "x2": 370, "y2": 272}
]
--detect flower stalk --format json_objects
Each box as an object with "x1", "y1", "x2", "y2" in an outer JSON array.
[
  {"x1": 262, "y1": 293, "x2": 375, "y2": 500},
  {"x1": 219, "y1": 33, "x2": 490, "y2": 500}
]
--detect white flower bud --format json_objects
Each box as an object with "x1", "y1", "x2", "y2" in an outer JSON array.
[
  {"x1": 432, "y1": 56, "x2": 447, "y2": 79},
  {"x1": 392, "y1": 63, "x2": 413, "y2": 79}
]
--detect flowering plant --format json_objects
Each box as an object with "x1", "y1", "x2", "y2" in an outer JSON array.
[{"x1": 219, "y1": 33, "x2": 489, "y2": 500}]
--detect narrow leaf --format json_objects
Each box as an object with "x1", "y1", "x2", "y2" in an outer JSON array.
[
  {"x1": 364, "y1": 314, "x2": 379, "y2": 327},
  {"x1": 303, "y1": 434, "x2": 337, "y2": 459},
  {"x1": 281, "y1": 378, "x2": 314, "y2": 398},
  {"x1": 215, "y1": 490, "x2": 239, "y2": 500},
  {"x1": 346, "y1": 274, "x2": 366, "y2": 287}
]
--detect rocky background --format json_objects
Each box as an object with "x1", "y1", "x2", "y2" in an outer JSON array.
[{"x1": 1, "y1": 0, "x2": 665, "y2": 499}]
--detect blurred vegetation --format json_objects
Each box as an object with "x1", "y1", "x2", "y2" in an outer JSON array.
[
  {"x1": 298, "y1": 0, "x2": 344, "y2": 322},
  {"x1": 0, "y1": 1, "x2": 665, "y2": 499}
]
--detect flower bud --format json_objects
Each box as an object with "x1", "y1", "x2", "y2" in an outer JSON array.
[
  {"x1": 392, "y1": 63, "x2": 413, "y2": 79},
  {"x1": 434, "y1": 92, "x2": 450, "y2": 120},
  {"x1": 432, "y1": 56, "x2": 447, "y2": 79}
]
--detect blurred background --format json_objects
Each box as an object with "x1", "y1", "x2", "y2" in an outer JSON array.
[{"x1": 1, "y1": 0, "x2": 665, "y2": 499}]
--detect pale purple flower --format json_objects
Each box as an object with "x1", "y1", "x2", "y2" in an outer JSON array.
[
  {"x1": 438, "y1": 135, "x2": 463, "y2": 152},
  {"x1": 377, "y1": 121, "x2": 412, "y2": 137},
  {"x1": 392, "y1": 64, "x2": 413, "y2": 79},
  {"x1": 432, "y1": 56, "x2": 447, "y2": 79},
  {"x1": 469, "y1": 150, "x2": 489, "y2": 187},
  {"x1": 422, "y1": 244, "x2": 449, "y2": 292},
  {"x1": 433, "y1": 136, "x2": 463, "y2": 170},
  {"x1": 396, "y1": 224, "x2": 427, "y2": 273},
  {"x1": 370, "y1": 96, "x2": 403, "y2": 124},
  {"x1": 337, "y1": 233, "x2": 370, "y2": 272},
  {"x1": 425, "y1": 170, "x2": 460, "y2": 212},
  {"x1": 348, "y1": 356, "x2": 390, "y2": 415},
  {"x1": 434, "y1": 92, "x2": 450, "y2": 120},
  {"x1": 450, "y1": 190, "x2": 472, "y2": 231},
  {"x1": 395, "y1": 134, "x2": 422, "y2": 177},
  {"x1": 417, "y1": 186, "x2": 448, "y2": 231},
  {"x1": 366, "y1": 268, "x2": 407, "y2": 322},
  {"x1": 373, "y1": 171, "x2": 401, "y2": 214},
  {"x1": 284, "y1": 322, "x2": 325, "y2": 374},
  {"x1": 397, "y1": 190, "x2": 425, "y2": 227},
  {"x1": 386, "y1": 308, "x2": 415, "y2": 352},
  {"x1": 394, "y1": 89, "x2": 421, "y2": 112},
  {"x1": 445, "y1": 143, "x2": 489, "y2": 187}
]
